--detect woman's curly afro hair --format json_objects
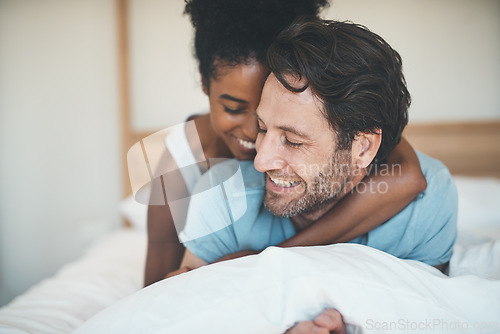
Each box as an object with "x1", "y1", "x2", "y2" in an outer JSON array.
[{"x1": 184, "y1": 0, "x2": 328, "y2": 84}]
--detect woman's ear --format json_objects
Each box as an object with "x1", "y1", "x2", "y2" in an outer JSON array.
[
  {"x1": 201, "y1": 74, "x2": 209, "y2": 96},
  {"x1": 351, "y1": 129, "x2": 382, "y2": 169}
]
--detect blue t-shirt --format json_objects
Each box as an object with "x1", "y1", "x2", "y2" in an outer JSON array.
[{"x1": 180, "y1": 152, "x2": 457, "y2": 266}]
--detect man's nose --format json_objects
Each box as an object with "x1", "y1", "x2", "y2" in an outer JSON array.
[{"x1": 254, "y1": 133, "x2": 285, "y2": 173}]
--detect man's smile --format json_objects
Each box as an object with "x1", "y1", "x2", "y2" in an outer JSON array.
[{"x1": 266, "y1": 173, "x2": 303, "y2": 193}]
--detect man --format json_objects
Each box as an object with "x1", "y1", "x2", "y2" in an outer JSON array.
[
  {"x1": 178, "y1": 17, "x2": 457, "y2": 268},
  {"x1": 177, "y1": 18, "x2": 457, "y2": 331}
]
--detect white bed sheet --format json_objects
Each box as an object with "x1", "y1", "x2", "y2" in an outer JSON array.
[{"x1": 0, "y1": 230, "x2": 146, "y2": 334}]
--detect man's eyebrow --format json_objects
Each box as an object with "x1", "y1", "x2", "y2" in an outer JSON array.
[
  {"x1": 220, "y1": 94, "x2": 248, "y2": 104},
  {"x1": 279, "y1": 125, "x2": 311, "y2": 139},
  {"x1": 254, "y1": 111, "x2": 311, "y2": 139}
]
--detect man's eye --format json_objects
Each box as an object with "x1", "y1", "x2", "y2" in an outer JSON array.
[
  {"x1": 257, "y1": 126, "x2": 267, "y2": 134},
  {"x1": 285, "y1": 137, "x2": 302, "y2": 148},
  {"x1": 223, "y1": 106, "x2": 245, "y2": 114}
]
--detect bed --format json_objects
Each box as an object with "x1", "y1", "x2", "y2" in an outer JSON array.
[
  {"x1": 0, "y1": 173, "x2": 499, "y2": 333},
  {"x1": 1, "y1": 1, "x2": 499, "y2": 332},
  {"x1": 1, "y1": 126, "x2": 499, "y2": 334}
]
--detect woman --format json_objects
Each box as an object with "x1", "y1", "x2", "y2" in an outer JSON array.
[{"x1": 144, "y1": 0, "x2": 426, "y2": 286}]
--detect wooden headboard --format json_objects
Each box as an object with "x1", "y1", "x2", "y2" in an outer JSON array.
[
  {"x1": 116, "y1": 0, "x2": 500, "y2": 199},
  {"x1": 403, "y1": 121, "x2": 500, "y2": 179}
]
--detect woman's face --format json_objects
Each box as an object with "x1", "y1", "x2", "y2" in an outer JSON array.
[{"x1": 206, "y1": 61, "x2": 268, "y2": 160}]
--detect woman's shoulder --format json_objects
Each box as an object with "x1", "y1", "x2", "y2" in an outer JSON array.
[{"x1": 185, "y1": 112, "x2": 206, "y2": 122}]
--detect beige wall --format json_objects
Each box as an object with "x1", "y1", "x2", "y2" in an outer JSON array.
[
  {"x1": 323, "y1": 0, "x2": 500, "y2": 123},
  {"x1": 129, "y1": 0, "x2": 500, "y2": 129},
  {"x1": 0, "y1": 0, "x2": 121, "y2": 305}
]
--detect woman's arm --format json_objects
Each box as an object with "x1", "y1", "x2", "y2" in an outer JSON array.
[
  {"x1": 279, "y1": 137, "x2": 427, "y2": 246},
  {"x1": 144, "y1": 203, "x2": 185, "y2": 287},
  {"x1": 144, "y1": 163, "x2": 190, "y2": 286}
]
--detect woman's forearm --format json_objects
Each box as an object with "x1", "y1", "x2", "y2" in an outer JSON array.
[{"x1": 144, "y1": 204, "x2": 185, "y2": 287}]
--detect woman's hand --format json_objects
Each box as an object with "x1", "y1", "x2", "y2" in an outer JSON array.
[
  {"x1": 165, "y1": 266, "x2": 192, "y2": 279},
  {"x1": 165, "y1": 250, "x2": 258, "y2": 278},
  {"x1": 214, "y1": 250, "x2": 259, "y2": 263}
]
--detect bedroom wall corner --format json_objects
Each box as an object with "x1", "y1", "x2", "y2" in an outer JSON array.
[{"x1": 0, "y1": 0, "x2": 122, "y2": 306}]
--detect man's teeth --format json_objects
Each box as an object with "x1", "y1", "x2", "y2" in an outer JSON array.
[
  {"x1": 237, "y1": 138, "x2": 256, "y2": 149},
  {"x1": 269, "y1": 175, "x2": 300, "y2": 188}
]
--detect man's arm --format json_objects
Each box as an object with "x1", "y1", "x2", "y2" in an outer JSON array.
[{"x1": 405, "y1": 164, "x2": 458, "y2": 268}]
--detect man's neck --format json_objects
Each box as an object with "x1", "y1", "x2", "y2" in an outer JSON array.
[
  {"x1": 291, "y1": 200, "x2": 337, "y2": 232},
  {"x1": 290, "y1": 170, "x2": 366, "y2": 232}
]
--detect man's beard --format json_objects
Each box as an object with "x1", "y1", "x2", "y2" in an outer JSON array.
[{"x1": 264, "y1": 149, "x2": 353, "y2": 218}]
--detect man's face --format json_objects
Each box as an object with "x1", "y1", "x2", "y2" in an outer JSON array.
[{"x1": 254, "y1": 74, "x2": 353, "y2": 217}]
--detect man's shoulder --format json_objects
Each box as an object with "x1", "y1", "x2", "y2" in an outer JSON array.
[
  {"x1": 181, "y1": 159, "x2": 294, "y2": 263},
  {"x1": 188, "y1": 159, "x2": 266, "y2": 226},
  {"x1": 416, "y1": 151, "x2": 451, "y2": 180},
  {"x1": 405, "y1": 151, "x2": 457, "y2": 211},
  {"x1": 415, "y1": 151, "x2": 458, "y2": 207},
  {"x1": 358, "y1": 151, "x2": 458, "y2": 265},
  {"x1": 397, "y1": 151, "x2": 458, "y2": 264}
]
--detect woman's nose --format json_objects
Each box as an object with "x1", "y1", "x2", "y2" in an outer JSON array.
[{"x1": 242, "y1": 113, "x2": 258, "y2": 141}]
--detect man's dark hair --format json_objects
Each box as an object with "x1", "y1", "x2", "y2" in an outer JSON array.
[
  {"x1": 267, "y1": 17, "x2": 410, "y2": 163},
  {"x1": 184, "y1": 0, "x2": 328, "y2": 87}
]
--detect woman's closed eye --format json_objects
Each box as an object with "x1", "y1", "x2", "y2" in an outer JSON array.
[{"x1": 223, "y1": 106, "x2": 246, "y2": 114}]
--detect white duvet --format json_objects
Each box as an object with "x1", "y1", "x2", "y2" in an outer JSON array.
[
  {"x1": 1, "y1": 231, "x2": 499, "y2": 334},
  {"x1": 73, "y1": 243, "x2": 500, "y2": 334}
]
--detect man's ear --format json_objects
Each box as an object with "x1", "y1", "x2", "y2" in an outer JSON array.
[
  {"x1": 201, "y1": 74, "x2": 209, "y2": 96},
  {"x1": 351, "y1": 129, "x2": 382, "y2": 169}
]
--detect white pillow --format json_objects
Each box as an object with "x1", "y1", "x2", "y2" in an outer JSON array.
[
  {"x1": 453, "y1": 176, "x2": 500, "y2": 237},
  {"x1": 118, "y1": 195, "x2": 148, "y2": 231},
  {"x1": 74, "y1": 244, "x2": 500, "y2": 334},
  {"x1": 450, "y1": 240, "x2": 500, "y2": 279}
]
